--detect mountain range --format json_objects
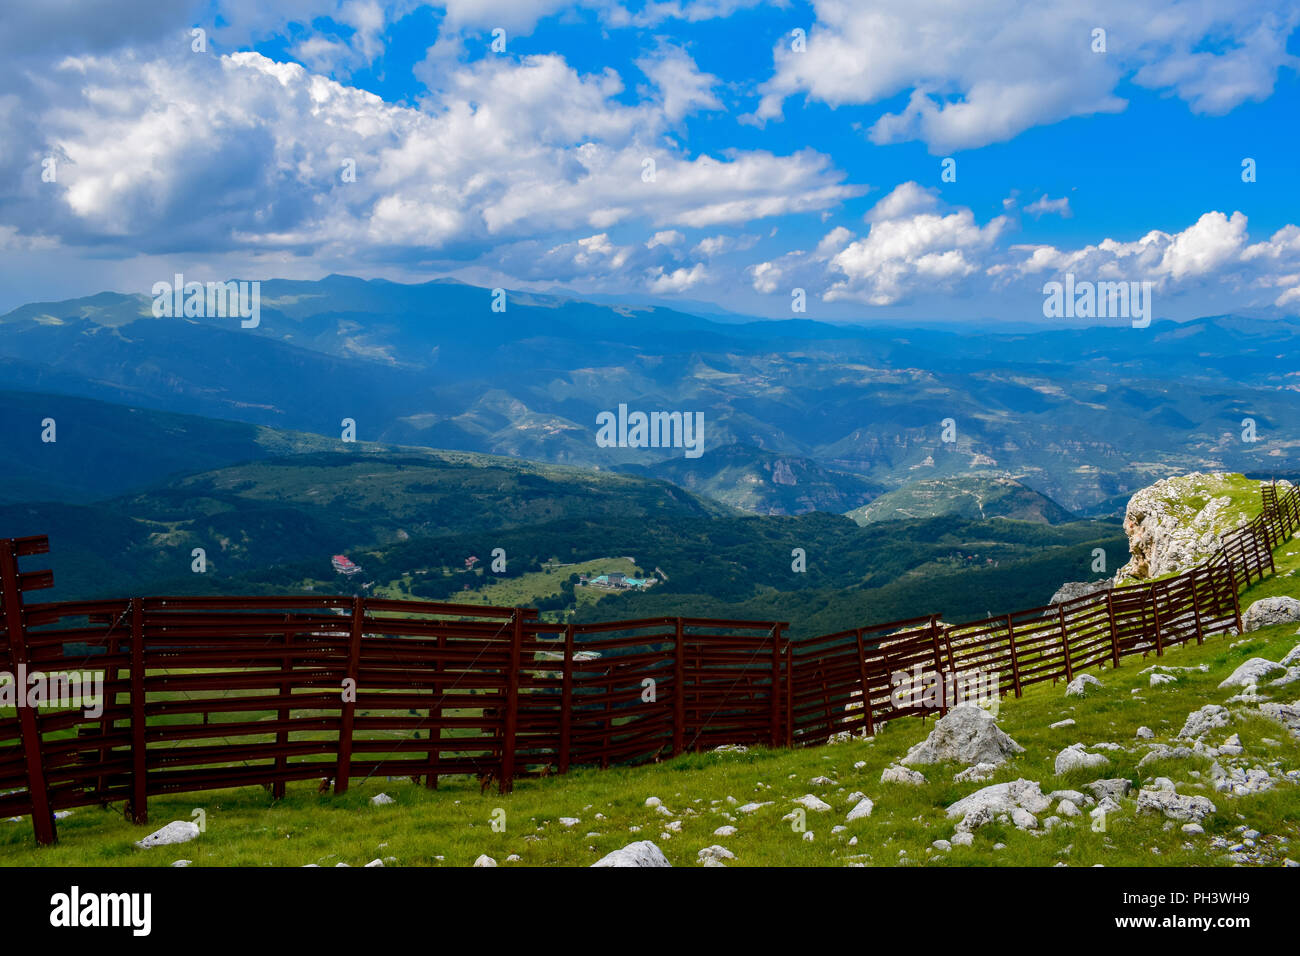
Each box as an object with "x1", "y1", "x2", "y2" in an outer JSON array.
[{"x1": 3, "y1": 276, "x2": 1298, "y2": 516}]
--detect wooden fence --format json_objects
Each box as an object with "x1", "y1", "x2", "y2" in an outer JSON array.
[{"x1": 2, "y1": 482, "x2": 1297, "y2": 844}]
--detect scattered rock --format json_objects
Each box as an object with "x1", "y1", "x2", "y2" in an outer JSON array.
[
  {"x1": 714, "y1": 825, "x2": 737, "y2": 837},
  {"x1": 846, "y1": 797, "x2": 874, "y2": 822},
  {"x1": 697, "y1": 845, "x2": 735, "y2": 865},
  {"x1": 135, "y1": 821, "x2": 200, "y2": 849},
  {"x1": 1259, "y1": 700, "x2": 1300, "y2": 737},
  {"x1": 1050, "y1": 718, "x2": 1077, "y2": 730},
  {"x1": 370, "y1": 793, "x2": 395, "y2": 806},
  {"x1": 1242, "y1": 596, "x2": 1300, "y2": 632},
  {"x1": 473, "y1": 855, "x2": 498, "y2": 868},
  {"x1": 1136, "y1": 726, "x2": 1154, "y2": 739},
  {"x1": 1135, "y1": 788, "x2": 1217, "y2": 823},
  {"x1": 1178, "y1": 704, "x2": 1230, "y2": 739},
  {"x1": 880, "y1": 765, "x2": 926, "y2": 785},
  {"x1": 1010, "y1": 808, "x2": 1038, "y2": 829},
  {"x1": 1086, "y1": 778, "x2": 1132, "y2": 803},
  {"x1": 953, "y1": 762, "x2": 998, "y2": 783},
  {"x1": 1150, "y1": 673, "x2": 1177, "y2": 687},
  {"x1": 1137, "y1": 744, "x2": 1195, "y2": 767},
  {"x1": 1219, "y1": 658, "x2": 1286, "y2": 689},
  {"x1": 1054, "y1": 744, "x2": 1110, "y2": 775},
  {"x1": 793, "y1": 794, "x2": 832, "y2": 812},
  {"x1": 1210, "y1": 762, "x2": 1276, "y2": 796},
  {"x1": 1065, "y1": 674, "x2": 1103, "y2": 698},
  {"x1": 592, "y1": 841, "x2": 671, "y2": 868}
]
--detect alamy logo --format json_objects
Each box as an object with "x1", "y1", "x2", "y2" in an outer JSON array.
[
  {"x1": 151, "y1": 273, "x2": 260, "y2": 328},
  {"x1": 890, "y1": 665, "x2": 1000, "y2": 715},
  {"x1": 50, "y1": 886, "x2": 151, "y2": 936},
  {"x1": 1042, "y1": 273, "x2": 1153, "y2": 328},
  {"x1": 0, "y1": 666, "x2": 103, "y2": 719},
  {"x1": 595, "y1": 403, "x2": 704, "y2": 459}
]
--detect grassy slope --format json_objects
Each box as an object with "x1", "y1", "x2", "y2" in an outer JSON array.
[{"x1": 4, "y1": 543, "x2": 1299, "y2": 868}]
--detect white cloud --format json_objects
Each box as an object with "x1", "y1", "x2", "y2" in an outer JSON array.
[
  {"x1": 4, "y1": 47, "x2": 856, "y2": 285},
  {"x1": 636, "y1": 42, "x2": 723, "y2": 122},
  {"x1": 1010, "y1": 211, "x2": 1300, "y2": 307},
  {"x1": 647, "y1": 262, "x2": 708, "y2": 292},
  {"x1": 1024, "y1": 195, "x2": 1072, "y2": 219},
  {"x1": 755, "y1": 0, "x2": 1300, "y2": 152},
  {"x1": 825, "y1": 183, "x2": 1008, "y2": 304}
]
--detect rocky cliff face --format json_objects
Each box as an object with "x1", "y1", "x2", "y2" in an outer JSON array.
[{"x1": 1114, "y1": 472, "x2": 1261, "y2": 583}]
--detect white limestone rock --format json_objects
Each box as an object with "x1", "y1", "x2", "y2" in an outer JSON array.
[
  {"x1": 1219, "y1": 658, "x2": 1286, "y2": 689},
  {"x1": 591, "y1": 841, "x2": 671, "y2": 867},
  {"x1": 900, "y1": 704, "x2": 1024, "y2": 768},
  {"x1": 135, "y1": 821, "x2": 200, "y2": 849}
]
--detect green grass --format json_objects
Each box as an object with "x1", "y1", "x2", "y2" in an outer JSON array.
[
  {"x1": 372, "y1": 557, "x2": 640, "y2": 612},
  {"x1": 4, "y1": 535, "x2": 1298, "y2": 868}
]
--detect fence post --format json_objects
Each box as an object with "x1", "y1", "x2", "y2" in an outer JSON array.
[
  {"x1": 1230, "y1": 574, "x2": 1244, "y2": 634},
  {"x1": 769, "y1": 625, "x2": 783, "y2": 748},
  {"x1": 425, "y1": 632, "x2": 445, "y2": 789},
  {"x1": 1151, "y1": 585, "x2": 1164, "y2": 657},
  {"x1": 1005, "y1": 614, "x2": 1022, "y2": 698},
  {"x1": 853, "y1": 627, "x2": 875, "y2": 736},
  {"x1": 1190, "y1": 570, "x2": 1205, "y2": 645},
  {"x1": 0, "y1": 539, "x2": 56, "y2": 845},
  {"x1": 333, "y1": 596, "x2": 363, "y2": 795},
  {"x1": 272, "y1": 617, "x2": 292, "y2": 800},
  {"x1": 1106, "y1": 591, "x2": 1120, "y2": 667},
  {"x1": 672, "y1": 617, "x2": 685, "y2": 757},
  {"x1": 928, "y1": 615, "x2": 947, "y2": 716},
  {"x1": 129, "y1": 597, "x2": 148, "y2": 824},
  {"x1": 1057, "y1": 603, "x2": 1073, "y2": 682},
  {"x1": 499, "y1": 610, "x2": 523, "y2": 795},
  {"x1": 784, "y1": 642, "x2": 794, "y2": 748},
  {"x1": 559, "y1": 621, "x2": 573, "y2": 774}
]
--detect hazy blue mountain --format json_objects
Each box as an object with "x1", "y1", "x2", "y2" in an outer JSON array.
[{"x1": 2, "y1": 277, "x2": 1297, "y2": 513}]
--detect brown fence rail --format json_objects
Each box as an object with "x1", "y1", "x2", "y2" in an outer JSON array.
[{"x1": 2, "y1": 482, "x2": 1297, "y2": 844}]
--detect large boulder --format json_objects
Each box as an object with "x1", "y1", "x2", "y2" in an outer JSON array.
[
  {"x1": 1242, "y1": 597, "x2": 1300, "y2": 633},
  {"x1": 1050, "y1": 580, "x2": 1112, "y2": 605},
  {"x1": 900, "y1": 704, "x2": 1024, "y2": 768},
  {"x1": 592, "y1": 841, "x2": 671, "y2": 867},
  {"x1": 1135, "y1": 788, "x2": 1216, "y2": 823},
  {"x1": 1116, "y1": 474, "x2": 1255, "y2": 582},
  {"x1": 945, "y1": 779, "x2": 1052, "y2": 820},
  {"x1": 1218, "y1": 658, "x2": 1286, "y2": 689}
]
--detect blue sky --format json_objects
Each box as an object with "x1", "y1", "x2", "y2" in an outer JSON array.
[{"x1": 1, "y1": 0, "x2": 1298, "y2": 323}]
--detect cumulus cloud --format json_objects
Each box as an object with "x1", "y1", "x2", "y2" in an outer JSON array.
[
  {"x1": 755, "y1": 0, "x2": 1300, "y2": 152},
  {"x1": 636, "y1": 42, "x2": 724, "y2": 122},
  {"x1": 1007, "y1": 211, "x2": 1300, "y2": 307},
  {"x1": 2, "y1": 46, "x2": 857, "y2": 292},
  {"x1": 824, "y1": 183, "x2": 1009, "y2": 304}
]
